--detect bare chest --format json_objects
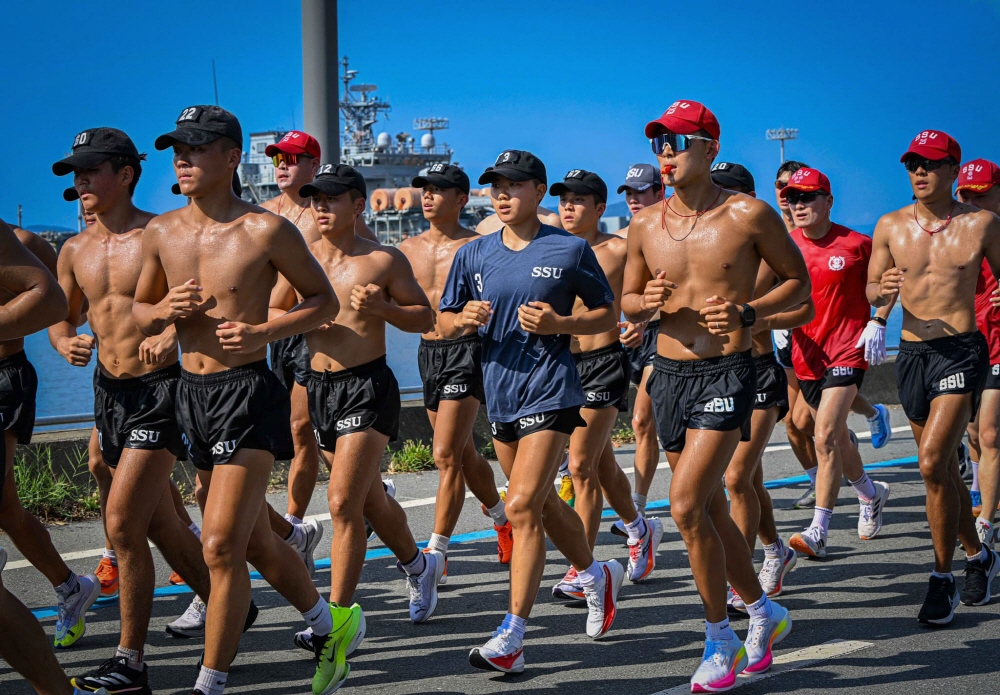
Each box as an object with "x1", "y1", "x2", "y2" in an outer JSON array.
[
  {"x1": 76, "y1": 237, "x2": 144, "y2": 302},
  {"x1": 159, "y1": 230, "x2": 273, "y2": 303},
  {"x1": 644, "y1": 221, "x2": 755, "y2": 283}
]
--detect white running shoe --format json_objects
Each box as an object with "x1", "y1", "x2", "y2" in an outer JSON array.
[
  {"x1": 583, "y1": 560, "x2": 624, "y2": 639},
  {"x1": 469, "y1": 628, "x2": 524, "y2": 673},
  {"x1": 166, "y1": 595, "x2": 207, "y2": 638},
  {"x1": 858, "y1": 481, "x2": 890, "y2": 540},
  {"x1": 627, "y1": 517, "x2": 663, "y2": 582},
  {"x1": 690, "y1": 635, "x2": 747, "y2": 693},
  {"x1": 290, "y1": 518, "x2": 324, "y2": 576},
  {"x1": 789, "y1": 526, "x2": 828, "y2": 559},
  {"x1": 552, "y1": 566, "x2": 585, "y2": 600},
  {"x1": 744, "y1": 601, "x2": 792, "y2": 674},
  {"x1": 977, "y1": 518, "x2": 995, "y2": 551},
  {"x1": 400, "y1": 549, "x2": 443, "y2": 623},
  {"x1": 54, "y1": 573, "x2": 100, "y2": 649},
  {"x1": 758, "y1": 545, "x2": 797, "y2": 597}
]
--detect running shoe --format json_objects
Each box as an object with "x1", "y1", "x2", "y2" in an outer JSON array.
[
  {"x1": 790, "y1": 486, "x2": 816, "y2": 510},
  {"x1": 300, "y1": 519, "x2": 325, "y2": 577},
  {"x1": 627, "y1": 517, "x2": 663, "y2": 582},
  {"x1": 961, "y1": 548, "x2": 1000, "y2": 606},
  {"x1": 971, "y1": 490, "x2": 983, "y2": 518},
  {"x1": 918, "y1": 575, "x2": 959, "y2": 625},
  {"x1": 867, "y1": 404, "x2": 892, "y2": 449},
  {"x1": 166, "y1": 596, "x2": 207, "y2": 638},
  {"x1": 55, "y1": 573, "x2": 100, "y2": 648},
  {"x1": 858, "y1": 481, "x2": 890, "y2": 540},
  {"x1": 312, "y1": 603, "x2": 361, "y2": 695},
  {"x1": 759, "y1": 545, "x2": 797, "y2": 597},
  {"x1": 295, "y1": 604, "x2": 366, "y2": 656},
  {"x1": 469, "y1": 628, "x2": 524, "y2": 674},
  {"x1": 72, "y1": 655, "x2": 151, "y2": 694},
  {"x1": 400, "y1": 548, "x2": 443, "y2": 623},
  {"x1": 365, "y1": 479, "x2": 396, "y2": 541},
  {"x1": 976, "y1": 518, "x2": 994, "y2": 550},
  {"x1": 690, "y1": 635, "x2": 747, "y2": 693},
  {"x1": 848, "y1": 429, "x2": 859, "y2": 450},
  {"x1": 728, "y1": 586, "x2": 747, "y2": 615},
  {"x1": 495, "y1": 521, "x2": 513, "y2": 565},
  {"x1": 789, "y1": 526, "x2": 827, "y2": 559},
  {"x1": 959, "y1": 443, "x2": 972, "y2": 481},
  {"x1": 610, "y1": 518, "x2": 629, "y2": 539},
  {"x1": 552, "y1": 566, "x2": 585, "y2": 600},
  {"x1": 744, "y1": 602, "x2": 792, "y2": 674},
  {"x1": 423, "y1": 547, "x2": 448, "y2": 585},
  {"x1": 584, "y1": 560, "x2": 624, "y2": 639},
  {"x1": 95, "y1": 557, "x2": 119, "y2": 599},
  {"x1": 557, "y1": 475, "x2": 575, "y2": 507},
  {"x1": 168, "y1": 570, "x2": 186, "y2": 586}
]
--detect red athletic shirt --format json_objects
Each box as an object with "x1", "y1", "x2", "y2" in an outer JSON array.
[
  {"x1": 791, "y1": 223, "x2": 871, "y2": 380},
  {"x1": 975, "y1": 259, "x2": 1000, "y2": 365}
]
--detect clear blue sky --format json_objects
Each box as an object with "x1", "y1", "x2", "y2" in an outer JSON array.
[{"x1": 4, "y1": 0, "x2": 999, "y2": 230}]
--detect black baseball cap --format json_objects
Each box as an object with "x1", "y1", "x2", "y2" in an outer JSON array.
[
  {"x1": 52, "y1": 127, "x2": 143, "y2": 176},
  {"x1": 172, "y1": 170, "x2": 242, "y2": 196},
  {"x1": 155, "y1": 105, "x2": 243, "y2": 151},
  {"x1": 549, "y1": 169, "x2": 608, "y2": 202},
  {"x1": 63, "y1": 187, "x2": 80, "y2": 202},
  {"x1": 616, "y1": 163, "x2": 661, "y2": 194},
  {"x1": 478, "y1": 150, "x2": 547, "y2": 186},
  {"x1": 711, "y1": 162, "x2": 755, "y2": 193},
  {"x1": 412, "y1": 163, "x2": 470, "y2": 194},
  {"x1": 299, "y1": 164, "x2": 367, "y2": 199}
]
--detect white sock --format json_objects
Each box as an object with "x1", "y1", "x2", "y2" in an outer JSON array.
[
  {"x1": 486, "y1": 499, "x2": 508, "y2": 526},
  {"x1": 427, "y1": 533, "x2": 449, "y2": 555},
  {"x1": 401, "y1": 550, "x2": 427, "y2": 576},
  {"x1": 558, "y1": 453, "x2": 570, "y2": 476},
  {"x1": 805, "y1": 466, "x2": 818, "y2": 486},
  {"x1": 500, "y1": 612, "x2": 527, "y2": 640},
  {"x1": 849, "y1": 471, "x2": 877, "y2": 502},
  {"x1": 301, "y1": 596, "x2": 333, "y2": 636},
  {"x1": 284, "y1": 513, "x2": 304, "y2": 527},
  {"x1": 931, "y1": 571, "x2": 954, "y2": 582},
  {"x1": 746, "y1": 593, "x2": 773, "y2": 619},
  {"x1": 576, "y1": 560, "x2": 602, "y2": 588},
  {"x1": 705, "y1": 617, "x2": 735, "y2": 641},
  {"x1": 968, "y1": 546, "x2": 989, "y2": 563},
  {"x1": 55, "y1": 572, "x2": 80, "y2": 600},
  {"x1": 115, "y1": 645, "x2": 142, "y2": 670},
  {"x1": 624, "y1": 515, "x2": 647, "y2": 542},
  {"x1": 195, "y1": 666, "x2": 228, "y2": 695},
  {"x1": 763, "y1": 537, "x2": 783, "y2": 559},
  {"x1": 285, "y1": 523, "x2": 306, "y2": 549},
  {"x1": 188, "y1": 522, "x2": 202, "y2": 540},
  {"x1": 972, "y1": 463, "x2": 981, "y2": 492},
  {"x1": 103, "y1": 548, "x2": 118, "y2": 566},
  {"x1": 811, "y1": 507, "x2": 833, "y2": 534},
  {"x1": 632, "y1": 492, "x2": 647, "y2": 516}
]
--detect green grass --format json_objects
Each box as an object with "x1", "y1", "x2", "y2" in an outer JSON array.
[
  {"x1": 611, "y1": 424, "x2": 636, "y2": 445},
  {"x1": 14, "y1": 444, "x2": 100, "y2": 522},
  {"x1": 388, "y1": 439, "x2": 435, "y2": 473},
  {"x1": 479, "y1": 440, "x2": 496, "y2": 460}
]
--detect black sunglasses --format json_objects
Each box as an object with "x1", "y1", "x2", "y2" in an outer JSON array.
[
  {"x1": 650, "y1": 132, "x2": 715, "y2": 155},
  {"x1": 903, "y1": 157, "x2": 951, "y2": 173},
  {"x1": 774, "y1": 180, "x2": 788, "y2": 190},
  {"x1": 785, "y1": 190, "x2": 828, "y2": 205}
]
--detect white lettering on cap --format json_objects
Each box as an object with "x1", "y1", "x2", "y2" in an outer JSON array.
[
  {"x1": 627, "y1": 167, "x2": 642, "y2": 179},
  {"x1": 318, "y1": 164, "x2": 335, "y2": 175},
  {"x1": 73, "y1": 131, "x2": 89, "y2": 147},
  {"x1": 177, "y1": 107, "x2": 200, "y2": 122},
  {"x1": 283, "y1": 132, "x2": 301, "y2": 142},
  {"x1": 711, "y1": 162, "x2": 730, "y2": 171},
  {"x1": 496, "y1": 151, "x2": 514, "y2": 164},
  {"x1": 566, "y1": 169, "x2": 583, "y2": 178},
  {"x1": 915, "y1": 131, "x2": 939, "y2": 145},
  {"x1": 429, "y1": 163, "x2": 446, "y2": 173},
  {"x1": 666, "y1": 101, "x2": 691, "y2": 115}
]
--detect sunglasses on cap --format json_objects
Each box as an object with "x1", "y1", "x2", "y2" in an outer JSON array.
[
  {"x1": 785, "y1": 190, "x2": 828, "y2": 205},
  {"x1": 650, "y1": 132, "x2": 715, "y2": 156},
  {"x1": 271, "y1": 152, "x2": 312, "y2": 167},
  {"x1": 903, "y1": 156, "x2": 952, "y2": 173}
]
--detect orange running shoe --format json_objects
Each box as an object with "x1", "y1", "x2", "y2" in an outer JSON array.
[
  {"x1": 495, "y1": 521, "x2": 513, "y2": 565},
  {"x1": 95, "y1": 556, "x2": 118, "y2": 598},
  {"x1": 168, "y1": 570, "x2": 186, "y2": 586}
]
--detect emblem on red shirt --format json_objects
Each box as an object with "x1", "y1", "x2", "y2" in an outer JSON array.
[{"x1": 828, "y1": 256, "x2": 845, "y2": 271}]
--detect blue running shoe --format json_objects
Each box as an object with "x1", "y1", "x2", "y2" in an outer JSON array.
[
  {"x1": 867, "y1": 404, "x2": 891, "y2": 449},
  {"x1": 972, "y1": 490, "x2": 983, "y2": 516},
  {"x1": 690, "y1": 636, "x2": 747, "y2": 692}
]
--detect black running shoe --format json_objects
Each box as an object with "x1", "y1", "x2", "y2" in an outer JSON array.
[
  {"x1": 196, "y1": 599, "x2": 259, "y2": 670},
  {"x1": 72, "y1": 656, "x2": 152, "y2": 694},
  {"x1": 917, "y1": 575, "x2": 959, "y2": 625},
  {"x1": 961, "y1": 549, "x2": 1000, "y2": 606}
]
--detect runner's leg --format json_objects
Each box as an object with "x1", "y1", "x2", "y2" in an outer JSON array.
[
  {"x1": 631, "y1": 366, "x2": 658, "y2": 504},
  {"x1": 976, "y1": 391, "x2": 1000, "y2": 522},
  {"x1": 88, "y1": 427, "x2": 115, "y2": 552},
  {"x1": 568, "y1": 407, "x2": 619, "y2": 548},
  {"x1": 785, "y1": 371, "x2": 819, "y2": 473},
  {"x1": 286, "y1": 382, "x2": 320, "y2": 520},
  {"x1": 811, "y1": 385, "x2": 861, "y2": 512},
  {"x1": 598, "y1": 440, "x2": 638, "y2": 524},
  {"x1": 725, "y1": 408, "x2": 780, "y2": 550},
  {"x1": 0, "y1": 572, "x2": 74, "y2": 695}
]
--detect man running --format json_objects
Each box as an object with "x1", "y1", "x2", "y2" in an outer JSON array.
[
  {"x1": 956, "y1": 158, "x2": 1000, "y2": 546},
  {"x1": 475, "y1": 204, "x2": 562, "y2": 234},
  {"x1": 777, "y1": 168, "x2": 891, "y2": 562},
  {"x1": 278, "y1": 164, "x2": 443, "y2": 692},
  {"x1": 868, "y1": 130, "x2": 1000, "y2": 624},
  {"x1": 440, "y1": 150, "x2": 624, "y2": 674},
  {"x1": 623, "y1": 101, "x2": 804, "y2": 690},
  {"x1": 399, "y1": 163, "x2": 513, "y2": 578},
  {"x1": 133, "y1": 105, "x2": 340, "y2": 695},
  {"x1": 546, "y1": 168, "x2": 662, "y2": 595}
]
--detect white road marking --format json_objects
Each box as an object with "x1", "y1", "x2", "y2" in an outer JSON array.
[{"x1": 648, "y1": 639, "x2": 874, "y2": 694}]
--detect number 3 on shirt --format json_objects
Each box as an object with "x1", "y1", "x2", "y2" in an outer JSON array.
[{"x1": 474, "y1": 273, "x2": 483, "y2": 294}]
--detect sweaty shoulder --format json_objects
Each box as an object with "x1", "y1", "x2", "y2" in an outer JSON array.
[{"x1": 476, "y1": 214, "x2": 501, "y2": 235}]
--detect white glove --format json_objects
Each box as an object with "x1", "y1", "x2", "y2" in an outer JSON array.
[
  {"x1": 855, "y1": 320, "x2": 887, "y2": 366},
  {"x1": 773, "y1": 329, "x2": 789, "y2": 351}
]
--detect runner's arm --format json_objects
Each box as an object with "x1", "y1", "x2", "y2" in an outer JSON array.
[
  {"x1": 376, "y1": 248, "x2": 433, "y2": 333},
  {"x1": 268, "y1": 273, "x2": 298, "y2": 321},
  {"x1": 748, "y1": 203, "x2": 811, "y2": 319},
  {"x1": 0, "y1": 219, "x2": 68, "y2": 341},
  {"x1": 621, "y1": 211, "x2": 658, "y2": 322},
  {"x1": 983, "y1": 213, "x2": 1000, "y2": 289},
  {"x1": 132, "y1": 223, "x2": 177, "y2": 336},
  {"x1": 752, "y1": 261, "x2": 814, "y2": 331},
  {"x1": 14, "y1": 228, "x2": 59, "y2": 276},
  {"x1": 47, "y1": 240, "x2": 96, "y2": 365}
]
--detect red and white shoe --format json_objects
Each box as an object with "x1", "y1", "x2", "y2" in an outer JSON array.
[
  {"x1": 552, "y1": 566, "x2": 584, "y2": 600},
  {"x1": 495, "y1": 521, "x2": 513, "y2": 565},
  {"x1": 758, "y1": 545, "x2": 797, "y2": 597},
  {"x1": 627, "y1": 517, "x2": 663, "y2": 582},
  {"x1": 584, "y1": 560, "x2": 624, "y2": 639},
  {"x1": 469, "y1": 628, "x2": 524, "y2": 673}
]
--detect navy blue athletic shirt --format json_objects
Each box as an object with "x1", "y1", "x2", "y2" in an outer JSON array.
[{"x1": 439, "y1": 224, "x2": 614, "y2": 422}]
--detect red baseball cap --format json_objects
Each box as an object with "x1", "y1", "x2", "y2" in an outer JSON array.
[
  {"x1": 645, "y1": 100, "x2": 721, "y2": 140},
  {"x1": 956, "y1": 158, "x2": 1000, "y2": 193},
  {"x1": 779, "y1": 167, "x2": 831, "y2": 197},
  {"x1": 265, "y1": 130, "x2": 321, "y2": 159},
  {"x1": 900, "y1": 130, "x2": 961, "y2": 163}
]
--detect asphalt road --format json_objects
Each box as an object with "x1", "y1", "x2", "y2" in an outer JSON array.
[{"x1": 2, "y1": 406, "x2": 997, "y2": 694}]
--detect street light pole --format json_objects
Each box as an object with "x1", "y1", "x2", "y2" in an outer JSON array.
[
  {"x1": 302, "y1": 0, "x2": 339, "y2": 164},
  {"x1": 766, "y1": 128, "x2": 799, "y2": 164}
]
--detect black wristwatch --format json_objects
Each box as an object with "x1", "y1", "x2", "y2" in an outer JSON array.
[
  {"x1": 739, "y1": 303, "x2": 756, "y2": 328},
  {"x1": 871, "y1": 316, "x2": 887, "y2": 327}
]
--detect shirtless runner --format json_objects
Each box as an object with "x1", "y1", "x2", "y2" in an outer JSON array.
[
  {"x1": 622, "y1": 101, "x2": 808, "y2": 690},
  {"x1": 133, "y1": 105, "x2": 340, "y2": 695},
  {"x1": 545, "y1": 168, "x2": 663, "y2": 597},
  {"x1": 868, "y1": 131, "x2": 1000, "y2": 625},
  {"x1": 276, "y1": 163, "x2": 442, "y2": 693},
  {"x1": 46, "y1": 128, "x2": 219, "y2": 694},
  {"x1": 399, "y1": 163, "x2": 513, "y2": 579},
  {"x1": 475, "y1": 204, "x2": 562, "y2": 234}
]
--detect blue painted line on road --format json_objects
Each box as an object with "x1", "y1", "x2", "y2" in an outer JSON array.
[{"x1": 29, "y1": 456, "x2": 919, "y2": 620}]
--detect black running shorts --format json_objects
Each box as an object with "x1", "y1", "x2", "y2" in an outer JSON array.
[
  {"x1": 798, "y1": 366, "x2": 866, "y2": 410},
  {"x1": 985, "y1": 363, "x2": 1000, "y2": 391},
  {"x1": 647, "y1": 351, "x2": 755, "y2": 453},
  {"x1": 94, "y1": 364, "x2": 187, "y2": 468},
  {"x1": 627, "y1": 319, "x2": 659, "y2": 385},
  {"x1": 307, "y1": 356, "x2": 400, "y2": 452},
  {"x1": 0, "y1": 351, "x2": 36, "y2": 445},
  {"x1": 417, "y1": 334, "x2": 485, "y2": 412},
  {"x1": 269, "y1": 333, "x2": 311, "y2": 390},
  {"x1": 490, "y1": 407, "x2": 586, "y2": 443},
  {"x1": 575, "y1": 343, "x2": 632, "y2": 411},
  {"x1": 754, "y1": 352, "x2": 789, "y2": 421},
  {"x1": 175, "y1": 361, "x2": 293, "y2": 470},
  {"x1": 896, "y1": 332, "x2": 988, "y2": 423}
]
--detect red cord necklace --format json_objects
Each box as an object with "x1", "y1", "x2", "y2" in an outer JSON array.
[
  {"x1": 661, "y1": 186, "x2": 724, "y2": 241},
  {"x1": 278, "y1": 194, "x2": 308, "y2": 227},
  {"x1": 913, "y1": 201, "x2": 956, "y2": 236}
]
